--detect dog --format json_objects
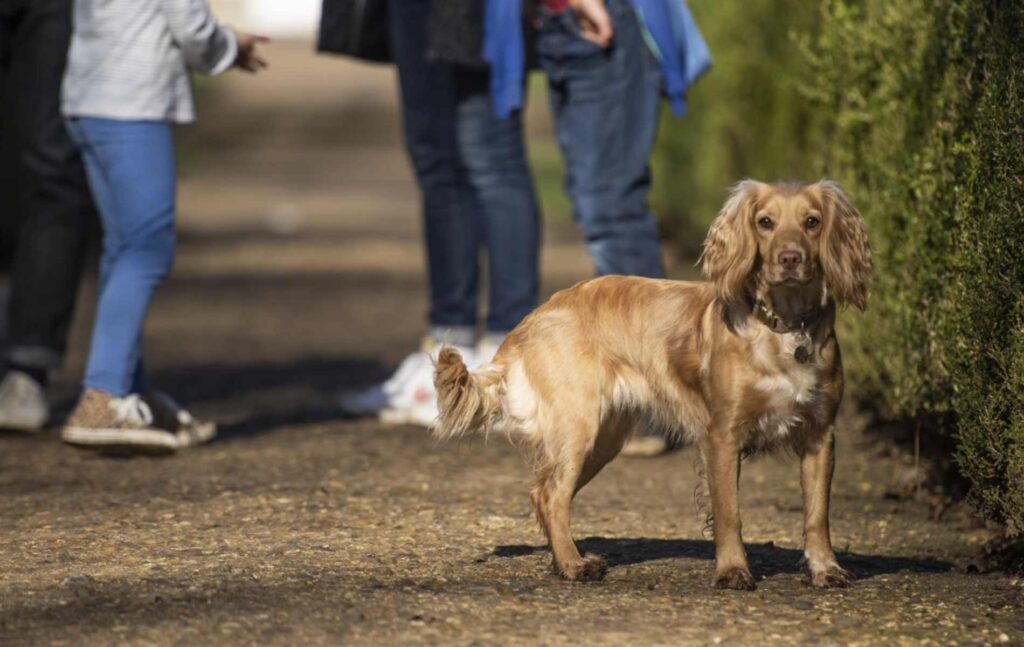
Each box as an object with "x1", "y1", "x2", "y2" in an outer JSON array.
[{"x1": 433, "y1": 180, "x2": 871, "y2": 590}]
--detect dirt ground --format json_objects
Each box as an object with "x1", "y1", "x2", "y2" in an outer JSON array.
[{"x1": 1, "y1": 43, "x2": 1022, "y2": 646}]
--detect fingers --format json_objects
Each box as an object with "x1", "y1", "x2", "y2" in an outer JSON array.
[
  {"x1": 247, "y1": 53, "x2": 268, "y2": 71},
  {"x1": 579, "y1": 16, "x2": 613, "y2": 47},
  {"x1": 239, "y1": 53, "x2": 268, "y2": 73},
  {"x1": 233, "y1": 31, "x2": 270, "y2": 73},
  {"x1": 569, "y1": 0, "x2": 614, "y2": 48}
]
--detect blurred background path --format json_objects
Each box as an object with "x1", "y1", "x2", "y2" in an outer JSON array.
[{"x1": 0, "y1": 41, "x2": 1020, "y2": 646}]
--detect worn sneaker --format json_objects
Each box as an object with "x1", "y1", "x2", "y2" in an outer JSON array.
[
  {"x1": 0, "y1": 370, "x2": 49, "y2": 432},
  {"x1": 61, "y1": 389, "x2": 178, "y2": 455},
  {"x1": 145, "y1": 389, "x2": 217, "y2": 448}
]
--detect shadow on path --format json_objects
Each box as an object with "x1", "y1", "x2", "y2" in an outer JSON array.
[
  {"x1": 149, "y1": 357, "x2": 391, "y2": 440},
  {"x1": 495, "y1": 537, "x2": 953, "y2": 579},
  {"x1": 43, "y1": 357, "x2": 392, "y2": 441}
]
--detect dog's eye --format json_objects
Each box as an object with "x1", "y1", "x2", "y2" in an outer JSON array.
[
  {"x1": 805, "y1": 215, "x2": 821, "y2": 229},
  {"x1": 757, "y1": 217, "x2": 774, "y2": 230}
]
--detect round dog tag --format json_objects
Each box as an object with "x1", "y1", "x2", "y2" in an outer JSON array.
[{"x1": 795, "y1": 343, "x2": 812, "y2": 364}]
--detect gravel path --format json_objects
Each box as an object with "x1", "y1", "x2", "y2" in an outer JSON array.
[{"x1": 1, "y1": 43, "x2": 1021, "y2": 646}]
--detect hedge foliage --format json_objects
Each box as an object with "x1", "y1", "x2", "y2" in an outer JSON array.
[{"x1": 656, "y1": 0, "x2": 1024, "y2": 531}]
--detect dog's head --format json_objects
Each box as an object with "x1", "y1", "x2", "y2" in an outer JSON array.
[{"x1": 700, "y1": 180, "x2": 871, "y2": 311}]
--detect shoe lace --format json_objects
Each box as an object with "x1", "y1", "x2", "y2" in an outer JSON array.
[{"x1": 109, "y1": 394, "x2": 154, "y2": 427}]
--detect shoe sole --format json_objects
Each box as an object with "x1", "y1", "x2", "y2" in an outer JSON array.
[
  {"x1": 61, "y1": 426, "x2": 179, "y2": 455},
  {"x1": 620, "y1": 436, "x2": 672, "y2": 457},
  {"x1": 379, "y1": 406, "x2": 436, "y2": 428},
  {"x1": 177, "y1": 422, "x2": 218, "y2": 448}
]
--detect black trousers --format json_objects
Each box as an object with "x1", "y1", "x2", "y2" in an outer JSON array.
[{"x1": 0, "y1": 0, "x2": 93, "y2": 373}]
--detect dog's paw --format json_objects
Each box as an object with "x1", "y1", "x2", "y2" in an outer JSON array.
[
  {"x1": 578, "y1": 553, "x2": 608, "y2": 581},
  {"x1": 555, "y1": 553, "x2": 608, "y2": 582},
  {"x1": 713, "y1": 567, "x2": 757, "y2": 591},
  {"x1": 808, "y1": 564, "x2": 853, "y2": 588}
]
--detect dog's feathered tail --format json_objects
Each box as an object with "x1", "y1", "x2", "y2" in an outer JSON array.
[{"x1": 433, "y1": 346, "x2": 505, "y2": 440}]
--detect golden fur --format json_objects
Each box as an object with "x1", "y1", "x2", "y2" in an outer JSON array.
[{"x1": 434, "y1": 180, "x2": 871, "y2": 589}]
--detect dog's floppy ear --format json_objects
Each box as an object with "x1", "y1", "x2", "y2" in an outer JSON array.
[
  {"x1": 817, "y1": 180, "x2": 871, "y2": 311},
  {"x1": 701, "y1": 180, "x2": 762, "y2": 306}
]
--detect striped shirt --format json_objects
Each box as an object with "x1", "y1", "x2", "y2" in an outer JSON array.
[{"x1": 62, "y1": 0, "x2": 237, "y2": 124}]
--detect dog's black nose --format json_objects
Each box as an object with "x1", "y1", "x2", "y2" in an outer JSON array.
[{"x1": 778, "y1": 250, "x2": 803, "y2": 269}]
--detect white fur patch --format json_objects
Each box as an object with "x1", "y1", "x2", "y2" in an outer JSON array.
[
  {"x1": 610, "y1": 375, "x2": 649, "y2": 413},
  {"x1": 751, "y1": 333, "x2": 821, "y2": 439},
  {"x1": 501, "y1": 361, "x2": 541, "y2": 441}
]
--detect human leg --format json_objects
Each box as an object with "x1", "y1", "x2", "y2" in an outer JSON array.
[
  {"x1": 454, "y1": 68, "x2": 540, "y2": 339},
  {"x1": 340, "y1": 0, "x2": 485, "y2": 425},
  {"x1": 60, "y1": 117, "x2": 213, "y2": 453},
  {"x1": 67, "y1": 117, "x2": 175, "y2": 397},
  {"x1": 0, "y1": 0, "x2": 94, "y2": 431},
  {"x1": 537, "y1": 0, "x2": 665, "y2": 279},
  {"x1": 4, "y1": 0, "x2": 93, "y2": 378},
  {"x1": 389, "y1": 0, "x2": 480, "y2": 339}
]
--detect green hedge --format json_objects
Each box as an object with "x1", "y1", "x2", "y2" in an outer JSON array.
[{"x1": 656, "y1": 0, "x2": 1024, "y2": 532}]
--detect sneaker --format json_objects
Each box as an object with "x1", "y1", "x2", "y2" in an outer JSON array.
[
  {"x1": 338, "y1": 341, "x2": 433, "y2": 418},
  {"x1": 0, "y1": 370, "x2": 49, "y2": 432},
  {"x1": 380, "y1": 339, "x2": 478, "y2": 428},
  {"x1": 145, "y1": 389, "x2": 217, "y2": 448},
  {"x1": 339, "y1": 338, "x2": 476, "y2": 428},
  {"x1": 61, "y1": 389, "x2": 178, "y2": 455},
  {"x1": 620, "y1": 432, "x2": 685, "y2": 458},
  {"x1": 475, "y1": 334, "x2": 505, "y2": 365}
]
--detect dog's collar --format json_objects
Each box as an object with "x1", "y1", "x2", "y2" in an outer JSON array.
[
  {"x1": 753, "y1": 299, "x2": 820, "y2": 334},
  {"x1": 752, "y1": 299, "x2": 821, "y2": 364},
  {"x1": 753, "y1": 298, "x2": 823, "y2": 362}
]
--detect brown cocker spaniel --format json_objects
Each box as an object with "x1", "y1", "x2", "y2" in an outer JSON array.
[{"x1": 434, "y1": 180, "x2": 871, "y2": 590}]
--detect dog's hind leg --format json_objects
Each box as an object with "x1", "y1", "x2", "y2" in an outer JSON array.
[
  {"x1": 531, "y1": 424, "x2": 609, "y2": 582},
  {"x1": 574, "y1": 413, "x2": 631, "y2": 496}
]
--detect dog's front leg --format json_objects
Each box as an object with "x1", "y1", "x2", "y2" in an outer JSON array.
[
  {"x1": 703, "y1": 430, "x2": 755, "y2": 590},
  {"x1": 800, "y1": 427, "x2": 853, "y2": 587}
]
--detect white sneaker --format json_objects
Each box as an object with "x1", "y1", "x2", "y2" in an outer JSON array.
[
  {"x1": 0, "y1": 370, "x2": 49, "y2": 432},
  {"x1": 338, "y1": 342, "x2": 433, "y2": 417},
  {"x1": 340, "y1": 338, "x2": 476, "y2": 428},
  {"x1": 475, "y1": 334, "x2": 505, "y2": 365}
]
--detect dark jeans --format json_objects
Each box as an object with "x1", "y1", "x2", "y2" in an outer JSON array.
[
  {"x1": 538, "y1": 0, "x2": 665, "y2": 278},
  {"x1": 0, "y1": 0, "x2": 93, "y2": 372},
  {"x1": 389, "y1": 0, "x2": 540, "y2": 335}
]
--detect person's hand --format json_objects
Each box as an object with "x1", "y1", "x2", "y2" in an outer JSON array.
[
  {"x1": 568, "y1": 0, "x2": 613, "y2": 48},
  {"x1": 234, "y1": 31, "x2": 269, "y2": 73}
]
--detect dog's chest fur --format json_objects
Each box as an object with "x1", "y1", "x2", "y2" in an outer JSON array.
[{"x1": 746, "y1": 329, "x2": 822, "y2": 443}]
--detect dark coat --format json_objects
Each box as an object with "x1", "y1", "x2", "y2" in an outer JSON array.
[
  {"x1": 428, "y1": 0, "x2": 485, "y2": 68},
  {"x1": 317, "y1": 0, "x2": 486, "y2": 67},
  {"x1": 317, "y1": 0, "x2": 390, "y2": 62}
]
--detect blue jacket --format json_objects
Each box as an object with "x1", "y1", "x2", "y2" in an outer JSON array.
[{"x1": 484, "y1": 0, "x2": 711, "y2": 118}]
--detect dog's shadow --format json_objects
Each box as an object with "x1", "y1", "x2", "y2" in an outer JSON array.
[{"x1": 494, "y1": 537, "x2": 952, "y2": 579}]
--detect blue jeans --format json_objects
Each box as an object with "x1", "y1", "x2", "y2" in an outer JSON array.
[
  {"x1": 65, "y1": 117, "x2": 175, "y2": 396},
  {"x1": 538, "y1": 0, "x2": 666, "y2": 278},
  {"x1": 389, "y1": 0, "x2": 540, "y2": 336}
]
